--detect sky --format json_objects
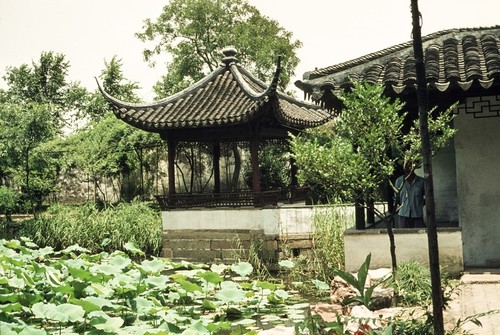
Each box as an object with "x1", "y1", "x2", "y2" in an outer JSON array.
[{"x1": 1, "y1": 0, "x2": 499, "y2": 100}]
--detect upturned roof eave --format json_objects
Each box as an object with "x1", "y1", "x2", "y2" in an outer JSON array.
[
  {"x1": 96, "y1": 66, "x2": 229, "y2": 110},
  {"x1": 98, "y1": 47, "x2": 333, "y2": 132},
  {"x1": 296, "y1": 25, "x2": 500, "y2": 99}
]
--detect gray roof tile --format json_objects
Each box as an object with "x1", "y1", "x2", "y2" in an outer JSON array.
[
  {"x1": 99, "y1": 48, "x2": 332, "y2": 133},
  {"x1": 296, "y1": 26, "x2": 500, "y2": 100}
]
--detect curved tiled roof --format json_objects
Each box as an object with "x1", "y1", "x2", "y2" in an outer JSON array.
[
  {"x1": 295, "y1": 26, "x2": 500, "y2": 101},
  {"x1": 98, "y1": 48, "x2": 332, "y2": 134}
]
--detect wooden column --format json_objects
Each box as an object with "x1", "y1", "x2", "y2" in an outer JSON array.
[
  {"x1": 250, "y1": 138, "x2": 261, "y2": 192},
  {"x1": 167, "y1": 138, "x2": 176, "y2": 194},
  {"x1": 213, "y1": 142, "x2": 221, "y2": 193},
  {"x1": 290, "y1": 156, "x2": 298, "y2": 188}
]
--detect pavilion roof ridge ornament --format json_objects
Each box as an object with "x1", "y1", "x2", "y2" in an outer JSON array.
[{"x1": 220, "y1": 46, "x2": 282, "y2": 101}]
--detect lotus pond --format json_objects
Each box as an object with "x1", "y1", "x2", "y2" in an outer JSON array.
[{"x1": 0, "y1": 238, "x2": 323, "y2": 334}]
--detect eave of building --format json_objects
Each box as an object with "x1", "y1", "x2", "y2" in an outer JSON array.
[
  {"x1": 295, "y1": 26, "x2": 500, "y2": 103},
  {"x1": 97, "y1": 48, "x2": 333, "y2": 137}
]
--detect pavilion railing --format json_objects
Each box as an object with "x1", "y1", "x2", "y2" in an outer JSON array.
[{"x1": 155, "y1": 187, "x2": 310, "y2": 210}]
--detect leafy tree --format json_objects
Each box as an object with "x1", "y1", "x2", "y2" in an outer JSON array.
[
  {"x1": 290, "y1": 81, "x2": 455, "y2": 216},
  {"x1": 290, "y1": 81, "x2": 455, "y2": 289},
  {"x1": 0, "y1": 101, "x2": 58, "y2": 212},
  {"x1": 136, "y1": 0, "x2": 302, "y2": 190},
  {"x1": 62, "y1": 57, "x2": 161, "y2": 203},
  {"x1": 77, "y1": 56, "x2": 142, "y2": 123},
  {"x1": 136, "y1": 0, "x2": 302, "y2": 97},
  {"x1": 0, "y1": 52, "x2": 89, "y2": 211},
  {"x1": 2, "y1": 51, "x2": 87, "y2": 128}
]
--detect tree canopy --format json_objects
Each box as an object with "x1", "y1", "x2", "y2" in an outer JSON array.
[
  {"x1": 136, "y1": 0, "x2": 302, "y2": 97},
  {"x1": 289, "y1": 82, "x2": 456, "y2": 207}
]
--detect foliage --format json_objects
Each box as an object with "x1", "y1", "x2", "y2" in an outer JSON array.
[
  {"x1": 0, "y1": 186, "x2": 19, "y2": 219},
  {"x1": 289, "y1": 81, "x2": 456, "y2": 205},
  {"x1": 60, "y1": 58, "x2": 161, "y2": 202},
  {"x1": 290, "y1": 82, "x2": 405, "y2": 204},
  {"x1": 333, "y1": 254, "x2": 391, "y2": 310},
  {"x1": 136, "y1": 0, "x2": 302, "y2": 96},
  {"x1": 0, "y1": 101, "x2": 59, "y2": 211},
  {"x1": 280, "y1": 205, "x2": 349, "y2": 299},
  {"x1": 0, "y1": 52, "x2": 89, "y2": 210},
  {"x1": 401, "y1": 106, "x2": 457, "y2": 167},
  {"x1": 290, "y1": 129, "x2": 366, "y2": 202},
  {"x1": 243, "y1": 142, "x2": 291, "y2": 191},
  {"x1": 395, "y1": 260, "x2": 434, "y2": 307},
  {"x1": 1, "y1": 51, "x2": 86, "y2": 124},
  {"x1": 80, "y1": 56, "x2": 142, "y2": 123},
  {"x1": 395, "y1": 260, "x2": 456, "y2": 309},
  {"x1": 4, "y1": 202, "x2": 162, "y2": 256},
  {"x1": 0, "y1": 238, "x2": 311, "y2": 334}
]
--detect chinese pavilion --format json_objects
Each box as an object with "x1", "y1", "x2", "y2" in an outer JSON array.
[
  {"x1": 98, "y1": 47, "x2": 333, "y2": 262},
  {"x1": 99, "y1": 47, "x2": 332, "y2": 209}
]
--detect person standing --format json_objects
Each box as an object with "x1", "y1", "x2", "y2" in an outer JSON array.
[{"x1": 394, "y1": 162, "x2": 426, "y2": 228}]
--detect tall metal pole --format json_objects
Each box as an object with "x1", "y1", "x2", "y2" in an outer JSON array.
[{"x1": 410, "y1": 1, "x2": 444, "y2": 334}]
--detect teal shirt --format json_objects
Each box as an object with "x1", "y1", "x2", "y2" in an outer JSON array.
[{"x1": 394, "y1": 174, "x2": 425, "y2": 218}]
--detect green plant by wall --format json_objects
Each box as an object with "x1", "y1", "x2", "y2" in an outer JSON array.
[
  {"x1": 334, "y1": 253, "x2": 391, "y2": 310},
  {"x1": 0, "y1": 186, "x2": 20, "y2": 221},
  {"x1": 395, "y1": 260, "x2": 455, "y2": 308},
  {"x1": 279, "y1": 204, "x2": 349, "y2": 299}
]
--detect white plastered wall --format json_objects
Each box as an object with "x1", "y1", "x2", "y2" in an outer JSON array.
[{"x1": 454, "y1": 95, "x2": 500, "y2": 267}]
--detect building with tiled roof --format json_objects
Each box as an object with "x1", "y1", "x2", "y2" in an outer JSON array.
[
  {"x1": 296, "y1": 26, "x2": 500, "y2": 270},
  {"x1": 296, "y1": 26, "x2": 500, "y2": 112}
]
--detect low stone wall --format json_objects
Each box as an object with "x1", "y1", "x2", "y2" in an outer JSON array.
[
  {"x1": 161, "y1": 205, "x2": 464, "y2": 275},
  {"x1": 162, "y1": 228, "x2": 278, "y2": 263},
  {"x1": 344, "y1": 227, "x2": 464, "y2": 276}
]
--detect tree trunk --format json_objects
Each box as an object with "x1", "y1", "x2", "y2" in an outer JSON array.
[{"x1": 410, "y1": 1, "x2": 444, "y2": 333}]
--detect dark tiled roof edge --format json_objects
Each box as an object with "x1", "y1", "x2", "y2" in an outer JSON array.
[{"x1": 306, "y1": 25, "x2": 500, "y2": 79}]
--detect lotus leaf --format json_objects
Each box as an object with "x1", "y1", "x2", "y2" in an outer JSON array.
[
  {"x1": 197, "y1": 271, "x2": 223, "y2": 285},
  {"x1": 278, "y1": 260, "x2": 295, "y2": 269},
  {"x1": 139, "y1": 258, "x2": 166, "y2": 273},
  {"x1": 215, "y1": 281, "x2": 246, "y2": 304},
  {"x1": 93, "y1": 316, "x2": 124, "y2": 332},
  {"x1": 231, "y1": 262, "x2": 253, "y2": 277},
  {"x1": 109, "y1": 255, "x2": 132, "y2": 269},
  {"x1": 123, "y1": 242, "x2": 145, "y2": 256}
]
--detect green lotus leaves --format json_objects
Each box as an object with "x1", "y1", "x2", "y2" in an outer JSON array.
[
  {"x1": 278, "y1": 259, "x2": 295, "y2": 269},
  {"x1": 312, "y1": 279, "x2": 330, "y2": 291},
  {"x1": 93, "y1": 316, "x2": 124, "y2": 332},
  {"x1": 139, "y1": 258, "x2": 166, "y2": 273},
  {"x1": 0, "y1": 239, "x2": 310, "y2": 334},
  {"x1": 230, "y1": 262, "x2": 253, "y2": 277},
  {"x1": 31, "y1": 302, "x2": 85, "y2": 323},
  {"x1": 145, "y1": 275, "x2": 170, "y2": 290},
  {"x1": 109, "y1": 254, "x2": 132, "y2": 269},
  {"x1": 215, "y1": 281, "x2": 246, "y2": 304},
  {"x1": 197, "y1": 270, "x2": 223, "y2": 285},
  {"x1": 123, "y1": 241, "x2": 145, "y2": 256}
]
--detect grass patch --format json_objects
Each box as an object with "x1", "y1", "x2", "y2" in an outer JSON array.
[{"x1": 2, "y1": 200, "x2": 162, "y2": 256}]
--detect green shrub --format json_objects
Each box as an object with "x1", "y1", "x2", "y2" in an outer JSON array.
[
  {"x1": 0, "y1": 186, "x2": 20, "y2": 220},
  {"x1": 396, "y1": 260, "x2": 435, "y2": 307},
  {"x1": 12, "y1": 200, "x2": 162, "y2": 256}
]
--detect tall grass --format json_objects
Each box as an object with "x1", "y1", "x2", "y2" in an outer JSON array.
[
  {"x1": 284, "y1": 204, "x2": 350, "y2": 288},
  {"x1": 5, "y1": 201, "x2": 162, "y2": 256}
]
